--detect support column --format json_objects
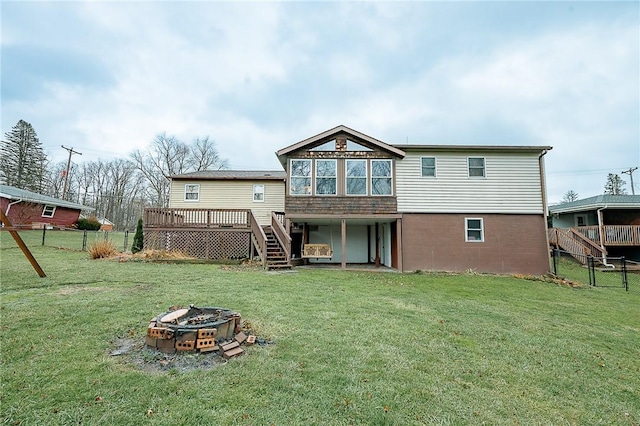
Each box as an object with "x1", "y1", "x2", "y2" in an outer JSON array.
[
  {"x1": 396, "y1": 218, "x2": 403, "y2": 272},
  {"x1": 341, "y1": 219, "x2": 346, "y2": 269}
]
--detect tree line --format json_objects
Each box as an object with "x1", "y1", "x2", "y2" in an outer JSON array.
[{"x1": 0, "y1": 120, "x2": 228, "y2": 231}]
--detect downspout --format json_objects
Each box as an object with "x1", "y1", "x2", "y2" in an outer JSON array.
[
  {"x1": 538, "y1": 149, "x2": 552, "y2": 272},
  {"x1": 5, "y1": 199, "x2": 22, "y2": 216},
  {"x1": 597, "y1": 205, "x2": 615, "y2": 268}
]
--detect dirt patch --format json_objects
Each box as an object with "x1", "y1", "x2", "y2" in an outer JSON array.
[{"x1": 109, "y1": 337, "x2": 273, "y2": 374}]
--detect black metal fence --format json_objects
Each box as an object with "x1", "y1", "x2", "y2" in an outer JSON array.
[
  {"x1": 2, "y1": 227, "x2": 131, "y2": 253},
  {"x1": 551, "y1": 249, "x2": 639, "y2": 293}
]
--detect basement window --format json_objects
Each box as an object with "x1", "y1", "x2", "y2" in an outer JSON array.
[
  {"x1": 42, "y1": 205, "x2": 56, "y2": 218},
  {"x1": 466, "y1": 218, "x2": 484, "y2": 242}
]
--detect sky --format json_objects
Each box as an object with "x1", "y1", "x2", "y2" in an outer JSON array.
[{"x1": 2, "y1": 1, "x2": 639, "y2": 204}]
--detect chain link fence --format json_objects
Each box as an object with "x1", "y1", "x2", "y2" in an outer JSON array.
[
  {"x1": 551, "y1": 249, "x2": 639, "y2": 293},
  {"x1": 2, "y1": 227, "x2": 131, "y2": 253}
]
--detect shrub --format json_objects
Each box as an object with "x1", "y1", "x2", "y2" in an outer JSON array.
[
  {"x1": 77, "y1": 217, "x2": 101, "y2": 231},
  {"x1": 132, "y1": 218, "x2": 144, "y2": 254},
  {"x1": 88, "y1": 240, "x2": 117, "y2": 259}
]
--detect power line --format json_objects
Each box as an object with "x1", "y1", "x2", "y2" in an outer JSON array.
[{"x1": 61, "y1": 146, "x2": 82, "y2": 199}]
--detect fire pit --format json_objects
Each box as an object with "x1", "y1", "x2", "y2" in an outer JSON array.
[{"x1": 146, "y1": 305, "x2": 249, "y2": 357}]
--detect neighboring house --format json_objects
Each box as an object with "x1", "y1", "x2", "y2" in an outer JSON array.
[
  {"x1": 0, "y1": 184, "x2": 93, "y2": 228},
  {"x1": 98, "y1": 218, "x2": 115, "y2": 232},
  {"x1": 147, "y1": 125, "x2": 552, "y2": 274},
  {"x1": 548, "y1": 194, "x2": 640, "y2": 261}
]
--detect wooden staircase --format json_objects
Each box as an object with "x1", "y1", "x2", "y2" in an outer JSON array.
[
  {"x1": 263, "y1": 226, "x2": 291, "y2": 270},
  {"x1": 548, "y1": 228, "x2": 607, "y2": 265}
]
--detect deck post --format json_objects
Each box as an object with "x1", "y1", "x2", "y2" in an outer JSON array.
[{"x1": 341, "y1": 219, "x2": 346, "y2": 270}]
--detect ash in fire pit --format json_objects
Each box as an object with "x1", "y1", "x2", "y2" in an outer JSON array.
[{"x1": 146, "y1": 305, "x2": 252, "y2": 358}]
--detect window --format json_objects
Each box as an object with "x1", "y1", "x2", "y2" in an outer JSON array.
[
  {"x1": 42, "y1": 205, "x2": 56, "y2": 218},
  {"x1": 290, "y1": 159, "x2": 312, "y2": 195},
  {"x1": 421, "y1": 157, "x2": 436, "y2": 177},
  {"x1": 184, "y1": 184, "x2": 200, "y2": 201},
  {"x1": 346, "y1": 159, "x2": 367, "y2": 195},
  {"x1": 253, "y1": 184, "x2": 265, "y2": 202},
  {"x1": 468, "y1": 157, "x2": 485, "y2": 177},
  {"x1": 315, "y1": 159, "x2": 337, "y2": 195},
  {"x1": 466, "y1": 218, "x2": 484, "y2": 242},
  {"x1": 371, "y1": 159, "x2": 392, "y2": 195}
]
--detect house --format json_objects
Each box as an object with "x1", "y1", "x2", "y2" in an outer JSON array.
[
  {"x1": 146, "y1": 125, "x2": 552, "y2": 274},
  {"x1": 548, "y1": 194, "x2": 640, "y2": 261},
  {"x1": 0, "y1": 184, "x2": 93, "y2": 228},
  {"x1": 98, "y1": 218, "x2": 115, "y2": 232}
]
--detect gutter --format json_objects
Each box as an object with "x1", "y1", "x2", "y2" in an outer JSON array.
[{"x1": 596, "y1": 205, "x2": 615, "y2": 268}]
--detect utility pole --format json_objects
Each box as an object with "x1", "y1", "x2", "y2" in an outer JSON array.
[
  {"x1": 621, "y1": 167, "x2": 638, "y2": 195},
  {"x1": 61, "y1": 146, "x2": 82, "y2": 199}
]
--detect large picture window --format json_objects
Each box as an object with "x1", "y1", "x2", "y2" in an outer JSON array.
[
  {"x1": 371, "y1": 159, "x2": 392, "y2": 195},
  {"x1": 346, "y1": 160, "x2": 367, "y2": 195},
  {"x1": 290, "y1": 159, "x2": 311, "y2": 195},
  {"x1": 184, "y1": 184, "x2": 200, "y2": 201},
  {"x1": 315, "y1": 160, "x2": 337, "y2": 195},
  {"x1": 466, "y1": 218, "x2": 484, "y2": 242}
]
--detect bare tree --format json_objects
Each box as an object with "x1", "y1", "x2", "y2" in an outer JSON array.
[
  {"x1": 604, "y1": 173, "x2": 627, "y2": 195},
  {"x1": 561, "y1": 190, "x2": 579, "y2": 203},
  {"x1": 132, "y1": 132, "x2": 227, "y2": 207}
]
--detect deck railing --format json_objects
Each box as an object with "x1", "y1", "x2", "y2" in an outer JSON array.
[
  {"x1": 144, "y1": 208, "x2": 251, "y2": 229},
  {"x1": 271, "y1": 212, "x2": 291, "y2": 261},
  {"x1": 249, "y1": 212, "x2": 268, "y2": 268},
  {"x1": 574, "y1": 225, "x2": 640, "y2": 246}
]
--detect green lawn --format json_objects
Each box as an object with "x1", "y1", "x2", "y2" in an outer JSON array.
[{"x1": 1, "y1": 234, "x2": 639, "y2": 425}]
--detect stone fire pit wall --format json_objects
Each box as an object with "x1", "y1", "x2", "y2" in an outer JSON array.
[{"x1": 146, "y1": 305, "x2": 242, "y2": 354}]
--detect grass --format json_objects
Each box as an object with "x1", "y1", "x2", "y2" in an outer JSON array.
[{"x1": 1, "y1": 233, "x2": 639, "y2": 425}]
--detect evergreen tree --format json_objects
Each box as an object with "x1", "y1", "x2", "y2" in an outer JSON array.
[
  {"x1": 131, "y1": 217, "x2": 144, "y2": 254},
  {"x1": 604, "y1": 173, "x2": 627, "y2": 195},
  {"x1": 0, "y1": 120, "x2": 48, "y2": 192}
]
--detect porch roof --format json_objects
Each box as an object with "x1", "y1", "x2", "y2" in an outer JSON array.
[{"x1": 549, "y1": 194, "x2": 640, "y2": 214}]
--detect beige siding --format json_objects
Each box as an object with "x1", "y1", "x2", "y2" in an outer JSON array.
[
  {"x1": 169, "y1": 180, "x2": 285, "y2": 226},
  {"x1": 396, "y1": 151, "x2": 544, "y2": 214}
]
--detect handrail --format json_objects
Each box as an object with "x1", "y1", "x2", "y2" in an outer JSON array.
[
  {"x1": 568, "y1": 228, "x2": 606, "y2": 258},
  {"x1": 271, "y1": 211, "x2": 291, "y2": 261},
  {"x1": 250, "y1": 211, "x2": 268, "y2": 268},
  {"x1": 554, "y1": 228, "x2": 589, "y2": 264}
]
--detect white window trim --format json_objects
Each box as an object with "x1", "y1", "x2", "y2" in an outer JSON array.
[
  {"x1": 465, "y1": 218, "x2": 484, "y2": 242},
  {"x1": 371, "y1": 159, "x2": 393, "y2": 196},
  {"x1": 468, "y1": 157, "x2": 486, "y2": 178},
  {"x1": 420, "y1": 156, "x2": 437, "y2": 178},
  {"x1": 289, "y1": 159, "x2": 312, "y2": 196},
  {"x1": 345, "y1": 159, "x2": 368, "y2": 196},
  {"x1": 253, "y1": 184, "x2": 265, "y2": 203},
  {"x1": 184, "y1": 184, "x2": 200, "y2": 202},
  {"x1": 42, "y1": 205, "x2": 56, "y2": 218},
  {"x1": 315, "y1": 159, "x2": 337, "y2": 196}
]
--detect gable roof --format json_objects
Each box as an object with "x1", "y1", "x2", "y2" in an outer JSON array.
[
  {"x1": 170, "y1": 170, "x2": 286, "y2": 181},
  {"x1": 0, "y1": 184, "x2": 93, "y2": 211},
  {"x1": 276, "y1": 125, "x2": 406, "y2": 164},
  {"x1": 549, "y1": 194, "x2": 640, "y2": 214}
]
